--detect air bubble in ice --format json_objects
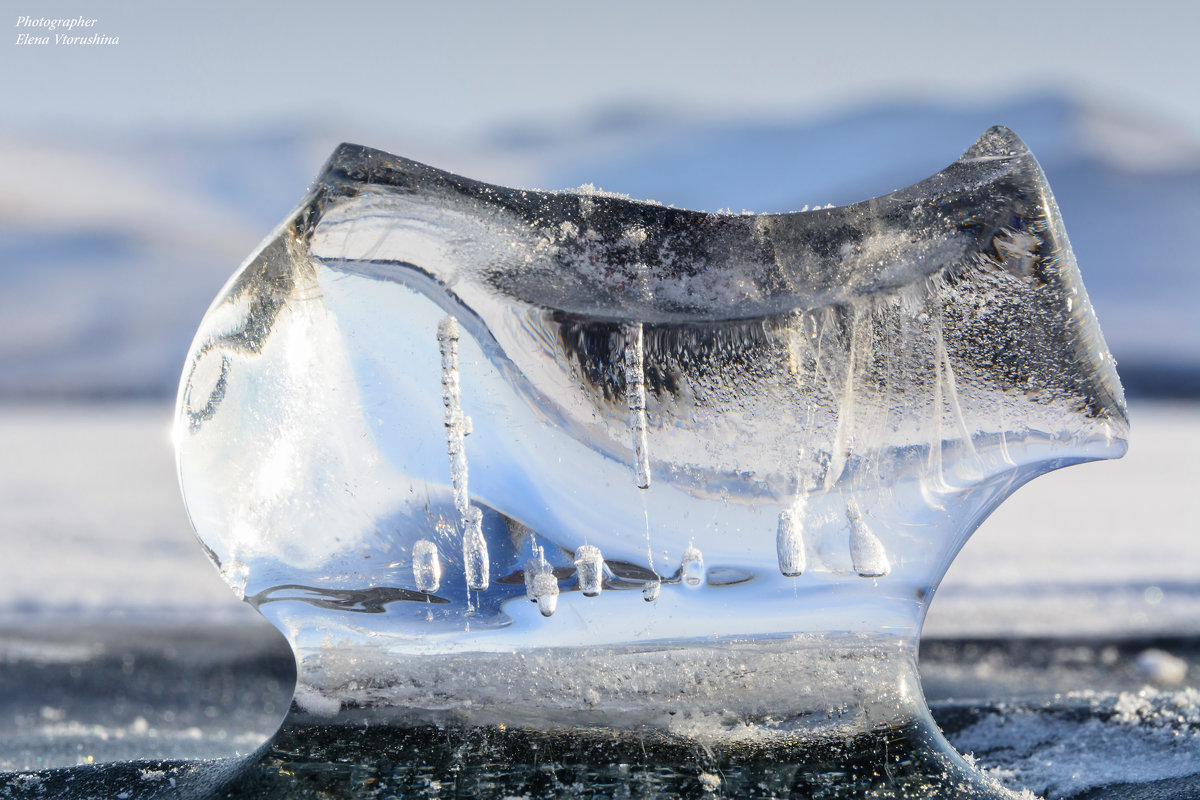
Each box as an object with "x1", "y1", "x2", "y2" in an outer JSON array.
[
  {"x1": 642, "y1": 579, "x2": 661, "y2": 602},
  {"x1": 776, "y1": 501, "x2": 807, "y2": 578},
  {"x1": 847, "y1": 504, "x2": 889, "y2": 578},
  {"x1": 574, "y1": 544, "x2": 604, "y2": 597},
  {"x1": 532, "y1": 571, "x2": 560, "y2": 617},
  {"x1": 412, "y1": 539, "x2": 441, "y2": 593},
  {"x1": 680, "y1": 544, "x2": 705, "y2": 589}
]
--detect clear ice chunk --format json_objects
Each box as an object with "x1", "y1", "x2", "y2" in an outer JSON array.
[{"x1": 175, "y1": 128, "x2": 1127, "y2": 764}]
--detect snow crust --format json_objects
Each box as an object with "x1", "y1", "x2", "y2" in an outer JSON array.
[{"x1": 951, "y1": 689, "x2": 1200, "y2": 798}]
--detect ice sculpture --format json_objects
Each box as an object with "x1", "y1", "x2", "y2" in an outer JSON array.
[{"x1": 175, "y1": 127, "x2": 1126, "y2": 794}]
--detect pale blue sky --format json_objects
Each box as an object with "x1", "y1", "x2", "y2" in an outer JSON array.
[{"x1": 4, "y1": 0, "x2": 1199, "y2": 140}]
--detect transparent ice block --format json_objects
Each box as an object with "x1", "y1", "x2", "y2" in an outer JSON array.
[{"x1": 175, "y1": 127, "x2": 1126, "y2": 793}]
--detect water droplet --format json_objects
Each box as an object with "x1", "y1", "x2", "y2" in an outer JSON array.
[
  {"x1": 574, "y1": 544, "x2": 604, "y2": 597},
  {"x1": 413, "y1": 539, "x2": 442, "y2": 593}
]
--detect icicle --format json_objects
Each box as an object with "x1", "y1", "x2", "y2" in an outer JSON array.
[
  {"x1": 624, "y1": 323, "x2": 650, "y2": 489},
  {"x1": 777, "y1": 496, "x2": 808, "y2": 577},
  {"x1": 413, "y1": 538, "x2": 442, "y2": 593},
  {"x1": 438, "y1": 315, "x2": 470, "y2": 514},
  {"x1": 642, "y1": 578, "x2": 661, "y2": 602},
  {"x1": 462, "y1": 506, "x2": 488, "y2": 591},
  {"x1": 825, "y1": 311, "x2": 863, "y2": 490},
  {"x1": 574, "y1": 544, "x2": 604, "y2": 597}
]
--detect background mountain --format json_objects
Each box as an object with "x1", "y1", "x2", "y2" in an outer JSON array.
[{"x1": 1, "y1": 94, "x2": 1196, "y2": 398}]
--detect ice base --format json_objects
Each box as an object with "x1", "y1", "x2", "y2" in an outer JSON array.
[
  {"x1": 289, "y1": 634, "x2": 921, "y2": 732},
  {"x1": 280, "y1": 635, "x2": 1011, "y2": 798}
]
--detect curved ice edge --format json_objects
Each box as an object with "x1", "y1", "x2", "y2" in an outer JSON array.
[{"x1": 310, "y1": 126, "x2": 1048, "y2": 324}]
